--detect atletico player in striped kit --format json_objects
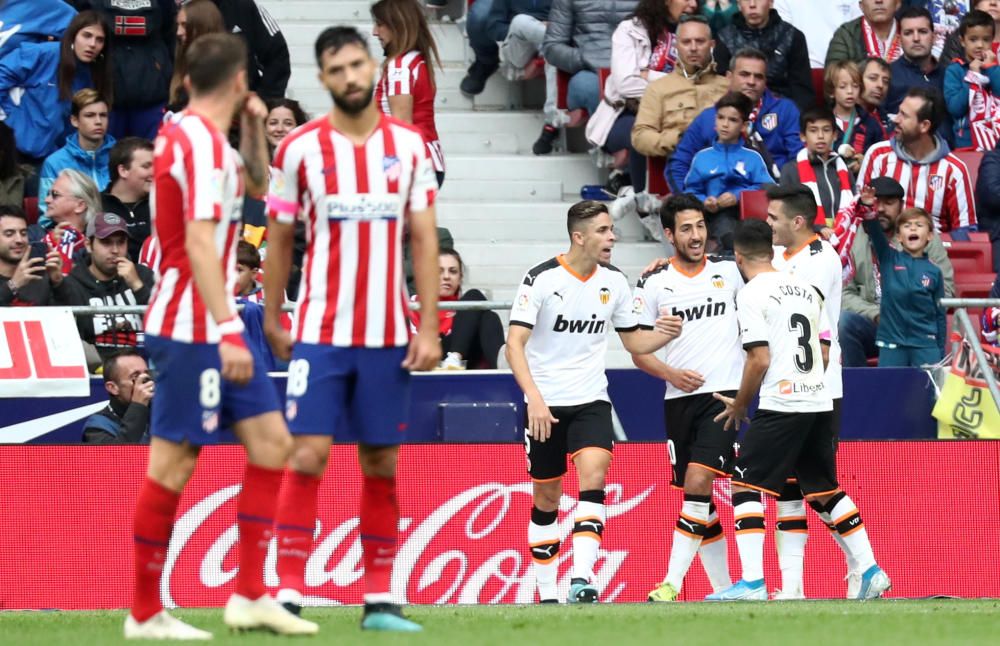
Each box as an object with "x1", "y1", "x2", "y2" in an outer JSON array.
[
  {"x1": 126, "y1": 34, "x2": 316, "y2": 640},
  {"x1": 263, "y1": 26, "x2": 441, "y2": 632}
]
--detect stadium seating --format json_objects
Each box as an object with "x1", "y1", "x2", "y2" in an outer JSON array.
[
  {"x1": 953, "y1": 149, "x2": 983, "y2": 191},
  {"x1": 739, "y1": 189, "x2": 768, "y2": 221},
  {"x1": 943, "y1": 239, "x2": 993, "y2": 274},
  {"x1": 954, "y1": 273, "x2": 995, "y2": 299},
  {"x1": 811, "y1": 68, "x2": 825, "y2": 108},
  {"x1": 23, "y1": 197, "x2": 38, "y2": 225},
  {"x1": 555, "y1": 69, "x2": 588, "y2": 127},
  {"x1": 647, "y1": 157, "x2": 670, "y2": 197}
]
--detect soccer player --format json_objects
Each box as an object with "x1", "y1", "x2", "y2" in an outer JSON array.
[
  {"x1": 707, "y1": 219, "x2": 890, "y2": 602},
  {"x1": 506, "y1": 200, "x2": 683, "y2": 604},
  {"x1": 127, "y1": 34, "x2": 316, "y2": 639},
  {"x1": 262, "y1": 27, "x2": 440, "y2": 632},
  {"x1": 631, "y1": 194, "x2": 743, "y2": 602},
  {"x1": 767, "y1": 183, "x2": 851, "y2": 599}
]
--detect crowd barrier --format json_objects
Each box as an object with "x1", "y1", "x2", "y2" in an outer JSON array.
[{"x1": 1, "y1": 442, "x2": 997, "y2": 610}]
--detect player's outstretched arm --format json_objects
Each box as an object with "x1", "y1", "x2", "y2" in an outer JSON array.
[
  {"x1": 506, "y1": 324, "x2": 558, "y2": 442},
  {"x1": 403, "y1": 206, "x2": 442, "y2": 371},
  {"x1": 239, "y1": 93, "x2": 270, "y2": 198},
  {"x1": 262, "y1": 219, "x2": 295, "y2": 361},
  {"x1": 619, "y1": 314, "x2": 682, "y2": 355},
  {"x1": 714, "y1": 345, "x2": 769, "y2": 431},
  {"x1": 186, "y1": 220, "x2": 253, "y2": 384}
]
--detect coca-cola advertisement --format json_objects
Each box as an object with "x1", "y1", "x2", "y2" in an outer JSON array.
[{"x1": 1, "y1": 442, "x2": 998, "y2": 610}]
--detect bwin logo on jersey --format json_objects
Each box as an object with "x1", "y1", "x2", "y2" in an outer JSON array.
[
  {"x1": 599, "y1": 287, "x2": 611, "y2": 305},
  {"x1": 553, "y1": 314, "x2": 606, "y2": 334},
  {"x1": 671, "y1": 298, "x2": 726, "y2": 321}
]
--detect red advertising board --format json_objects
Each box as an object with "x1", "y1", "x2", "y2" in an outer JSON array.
[{"x1": 1, "y1": 442, "x2": 998, "y2": 610}]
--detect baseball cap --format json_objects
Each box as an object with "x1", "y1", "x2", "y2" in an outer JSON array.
[
  {"x1": 86, "y1": 212, "x2": 130, "y2": 239},
  {"x1": 870, "y1": 177, "x2": 905, "y2": 200}
]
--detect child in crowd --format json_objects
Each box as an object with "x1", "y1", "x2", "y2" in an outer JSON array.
[
  {"x1": 859, "y1": 193, "x2": 946, "y2": 367},
  {"x1": 780, "y1": 107, "x2": 855, "y2": 228},
  {"x1": 234, "y1": 241, "x2": 278, "y2": 371},
  {"x1": 944, "y1": 9, "x2": 1000, "y2": 150},
  {"x1": 824, "y1": 60, "x2": 885, "y2": 175},
  {"x1": 683, "y1": 91, "x2": 773, "y2": 252}
]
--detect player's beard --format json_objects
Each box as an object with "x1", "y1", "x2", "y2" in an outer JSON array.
[{"x1": 330, "y1": 83, "x2": 375, "y2": 116}]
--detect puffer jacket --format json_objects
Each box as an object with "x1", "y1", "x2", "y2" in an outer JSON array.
[
  {"x1": 542, "y1": 0, "x2": 638, "y2": 74},
  {"x1": 714, "y1": 10, "x2": 815, "y2": 112}
]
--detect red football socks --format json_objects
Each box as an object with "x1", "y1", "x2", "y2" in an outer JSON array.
[
  {"x1": 360, "y1": 475, "x2": 399, "y2": 602},
  {"x1": 132, "y1": 478, "x2": 180, "y2": 622},
  {"x1": 235, "y1": 463, "x2": 284, "y2": 600},
  {"x1": 274, "y1": 469, "x2": 321, "y2": 593}
]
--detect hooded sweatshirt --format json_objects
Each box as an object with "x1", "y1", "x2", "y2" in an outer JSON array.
[{"x1": 38, "y1": 133, "x2": 117, "y2": 222}]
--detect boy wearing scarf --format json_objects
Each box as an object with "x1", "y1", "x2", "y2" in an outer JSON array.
[{"x1": 944, "y1": 9, "x2": 1000, "y2": 149}]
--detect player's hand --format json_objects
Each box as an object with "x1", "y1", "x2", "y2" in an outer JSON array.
[
  {"x1": 641, "y1": 256, "x2": 670, "y2": 275},
  {"x1": 131, "y1": 376, "x2": 155, "y2": 406},
  {"x1": 264, "y1": 319, "x2": 294, "y2": 362},
  {"x1": 665, "y1": 366, "x2": 705, "y2": 393},
  {"x1": 219, "y1": 340, "x2": 254, "y2": 385},
  {"x1": 718, "y1": 192, "x2": 737, "y2": 209},
  {"x1": 654, "y1": 313, "x2": 683, "y2": 340},
  {"x1": 402, "y1": 327, "x2": 442, "y2": 371},
  {"x1": 115, "y1": 257, "x2": 142, "y2": 291},
  {"x1": 45, "y1": 248, "x2": 64, "y2": 285},
  {"x1": 242, "y1": 92, "x2": 268, "y2": 122},
  {"x1": 712, "y1": 392, "x2": 749, "y2": 431},
  {"x1": 526, "y1": 395, "x2": 559, "y2": 442}
]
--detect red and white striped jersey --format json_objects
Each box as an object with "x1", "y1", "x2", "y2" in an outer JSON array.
[
  {"x1": 267, "y1": 113, "x2": 438, "y2": 348},
  {"x1": 374, "y1": 50, "x2": 445, "y2": 173},
  {"x1": 144, "y1": 111, "x2": 245, "y2": 343},
  {"x1": 856, "y1": 140, "x2": 977, "y2": 232}
]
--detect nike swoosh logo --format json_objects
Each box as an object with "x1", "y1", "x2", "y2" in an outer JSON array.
[{"x1": 0, "y1": 401, "x2": 106, "y2": 443}]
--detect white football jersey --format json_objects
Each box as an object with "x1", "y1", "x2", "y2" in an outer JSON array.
[
  {"x1": 773, "y1": 236, "x2": 843, "y2": 399},
  {"x1": 510, "y1": 256, "x2": 639, "y2": 407},
  {"x1": 633, "y1": 257, "x2": 745, "y2": 400},
  {"x1": 737, "y1": 271, "x2": 833, "y2": 413}
]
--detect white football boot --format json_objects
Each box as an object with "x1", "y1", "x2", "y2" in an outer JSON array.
[
  {"x1": 124, "y1": 610, "x2": 212, "y2": 640},
  {"x1": 223, "y1": 593, "x2": 319, "y2": 635}
]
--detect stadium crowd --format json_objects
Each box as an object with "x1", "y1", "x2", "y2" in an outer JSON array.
[{"x1": 1, "y1": 1, "x2": 999, "y2": 420}]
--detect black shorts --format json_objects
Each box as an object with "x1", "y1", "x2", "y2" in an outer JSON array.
[
  {"x1": 524, "y1": 400, "x2": 614, "y2": 481},
  {"x1": 663, "y1": 392, "x2": 738, "y2": 488},
  {"x1": 730, "y1": 408, "x2": 839, "y2": 497}
]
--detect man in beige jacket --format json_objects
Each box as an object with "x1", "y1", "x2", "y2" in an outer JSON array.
[{"x1": 612, "y1": 16, "x2": 728, "y2": 241}]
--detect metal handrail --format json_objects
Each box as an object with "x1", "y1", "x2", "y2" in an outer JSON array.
[{"x1": 940, "y1": 298, "x2": 1000, "y2": 416}]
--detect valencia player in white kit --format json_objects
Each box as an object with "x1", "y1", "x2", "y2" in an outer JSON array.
[
  {"x1": 707, "y1": 220, "x2": 890, "y2": 602},
  {"x1": 506, "y1": 200, "x2": 683, "y2": 604},
  {"x1": 631, "y1": 194, "x2": 744, "y2": 601}
]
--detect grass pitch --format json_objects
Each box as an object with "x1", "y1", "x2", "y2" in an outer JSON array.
[{"x1": 2, "y1": 600, "x2": 996, "y2": 645}]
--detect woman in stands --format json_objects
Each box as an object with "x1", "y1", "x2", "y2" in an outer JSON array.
[
  {"x1": 410, "y1": 249, "x2": 505, "y2": 370},
  {"x1": 588, "y1": 0, "x2": 698, "y2": 201},
  {"x1": 0, "y1": 10, "x2": 113, "y2": 162},
  {"x1": 264, "y1": 98, "x2": 308, "y2": 157},
  {"x1": 168, "y1": 0, "x2": 225, "y2": 112},
  {"x1": 370, "y1": 0, "x2": 446, "y2": 187}
]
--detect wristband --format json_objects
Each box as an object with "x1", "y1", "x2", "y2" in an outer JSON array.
[{"x1": 217, "y1": 315, "x2": 247, "y2": 349}]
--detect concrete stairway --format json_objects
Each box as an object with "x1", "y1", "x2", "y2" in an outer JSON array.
[{"x1": 259, "y1": 1, "x2": 667, "y2": 367}]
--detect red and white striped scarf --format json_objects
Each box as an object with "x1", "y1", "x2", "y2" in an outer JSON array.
[
  {"x1": 964, "y1": 63, "x2": 1000, "y2": 151},
  {"x1": 796, "y1": 148, "x2": 854, "y2": 225},
  {"x1": 828, "y1": 196, "x2": 878, "y2": 285},
  {"x1": 648, "y1": 30, "x2": 677, "y2": 74},
  {"x1": 862, "y1": 17, "x2": 901, "y2": 62}
]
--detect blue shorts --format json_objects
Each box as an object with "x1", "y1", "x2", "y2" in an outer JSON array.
[
  {"x1": 146, "y1": 335, "x2": 281, "y2": 446},
  {"x1": 285, "y1": 344, "x2": 410, "y2": 446}
]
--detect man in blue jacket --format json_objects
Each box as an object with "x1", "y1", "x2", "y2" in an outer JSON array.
[
  {"x1": 885, "y1": 7, "x2": 947, "y2": 124},
  {"x1": 668, "y1": 47, "x2": 801, "y2": 192},
  {"x1": 38, "y1": 88, "x2": 115, "y2": 223}
]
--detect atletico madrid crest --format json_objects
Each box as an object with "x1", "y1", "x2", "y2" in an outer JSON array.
[
  {"x1": 761, "y1": 113, "x2": 777, "y2": 130},
  {"x1": 929, "y1": 175, "x2": 944, "y2": 191},
  {"x1": 383, "y1": 155, "x2": 402, "y2": 182},
  {"x1": 599, "y1": 287, "x2": 611, "y2": 305}
]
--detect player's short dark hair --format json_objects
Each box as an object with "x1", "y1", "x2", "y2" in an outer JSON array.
[
  {"x1": 102, "y1": 348, "x2": 144, "y2": 384},
  {"x1": 800, "y1": 106, "x2": 836, "y2": 133},
  {"x1": 236, "y1": 240, "x2": 261, "y2": 270},
  {"x1": 715, "y1": 91, "x2": 753, "y2": 121},
  {"x1": 960, "y1": 9, "x2": 995, "y2": 39},
  {"x1": 897, "y1": 6, "x2": 933, "y2": 28},
  {"x1": 566, "y1": 200, "x2": 609, "y2": 236},
  {"x1": 0, "y1": 204, "x2": 27, "y2": 223},
  {"x1": 905, "y1": 86, "x2": 945, "y2": 134},
  {"x1": 109, "y1": 137, "x2": 154, "y2": 184},
  {"x1": 314, "y1": 26, "x2": 370, "y2": 66},
  {"x1": 733, "y1": 219, "x2": 774, "y2": 260},
  {"x1": 766, "y1": 183, "x2": 818, "y2": 222},
  {"x1": 660, "y1": 193, "x2": 705, "y2": 232},
  {"x1": 731, "y1": 47, "x2": 768, "y2": 67},
  {"x1": 185, "y1": 33, "x2": 248, "y2": 95}
]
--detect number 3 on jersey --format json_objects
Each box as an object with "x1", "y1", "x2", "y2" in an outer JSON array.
[{"x1": 788, "y1": 313, "x2": 814, "y2": 373}]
